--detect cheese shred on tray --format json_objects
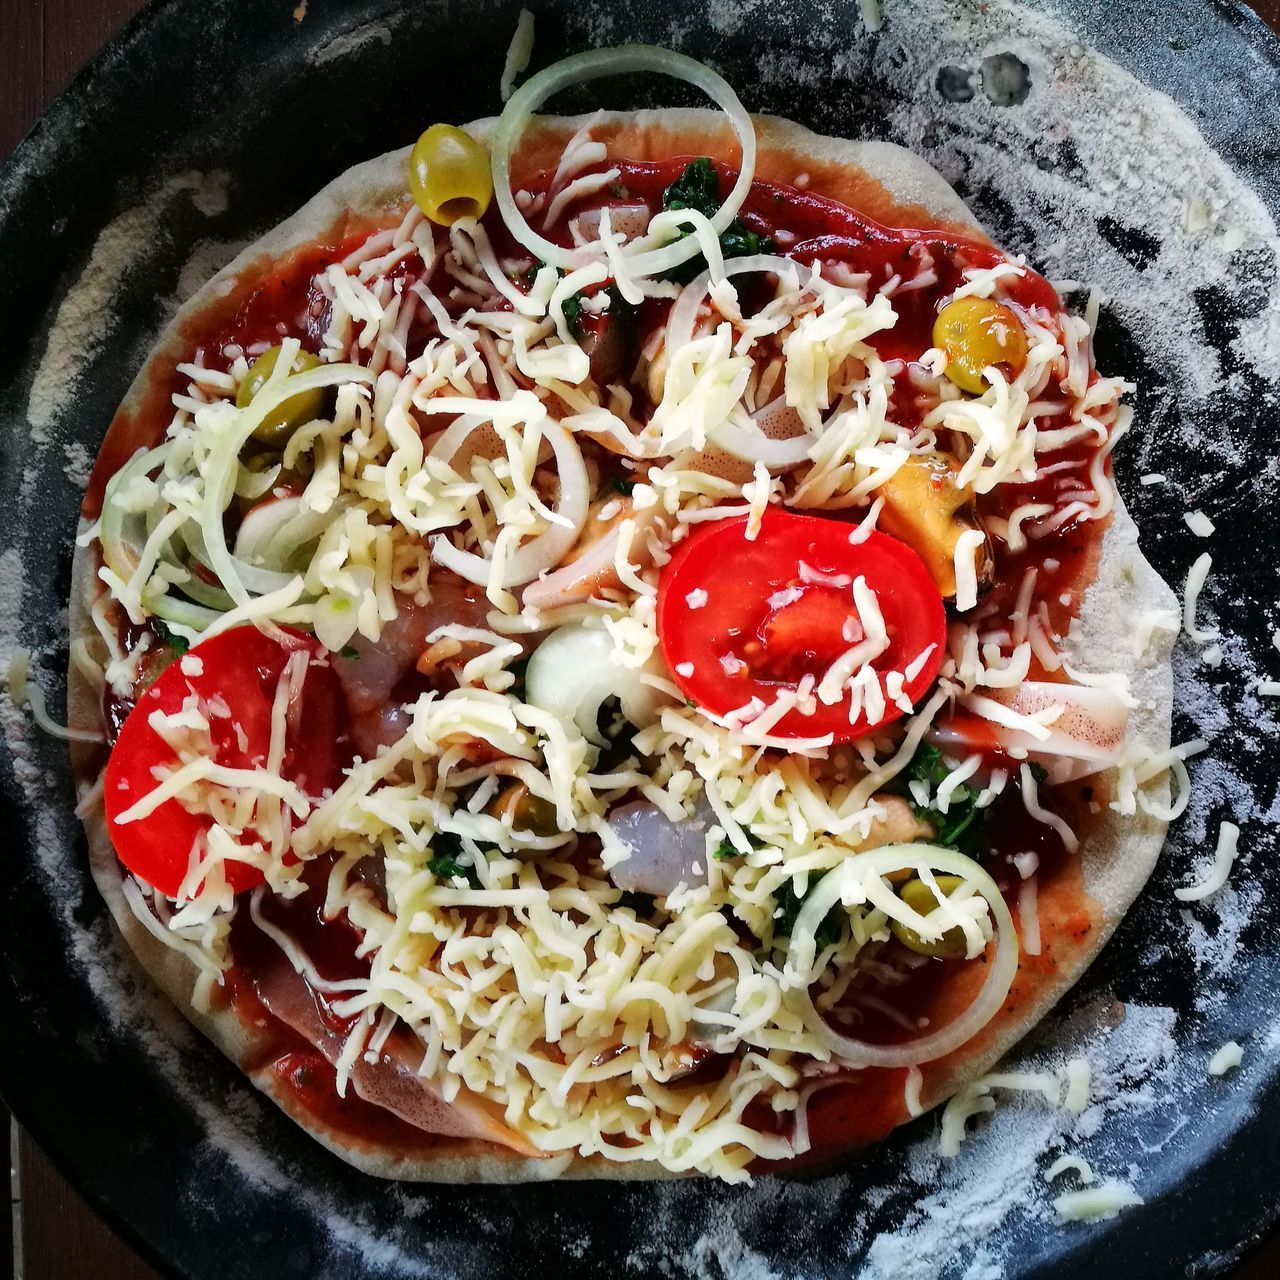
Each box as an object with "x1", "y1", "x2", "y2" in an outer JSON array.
[{"x1": 70, "y1": 44, "x2": 1188, "y2": 1183}]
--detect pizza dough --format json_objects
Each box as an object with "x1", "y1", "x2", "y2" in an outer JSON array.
[{"x1": 69, "y1": 109, "x2": 1177, "y2": 1180}]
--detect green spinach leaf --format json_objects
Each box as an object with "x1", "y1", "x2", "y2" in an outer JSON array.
[{"x1": 660, "y1": 158, "x2": 775, "y2": 283}]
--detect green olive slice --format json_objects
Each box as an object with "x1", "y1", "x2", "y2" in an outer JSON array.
[
  {"x1": 237, "y1": 346, "x2": 326, "y2": 445},
  {"x1": 890, "y1": 874, "x2": 970, "y2": 959}
]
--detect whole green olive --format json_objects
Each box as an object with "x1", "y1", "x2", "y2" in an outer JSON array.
[
  {"x1": 236, "y1": 346, "x2": 326, "y2": 445},
  {"x1": 408, "y1": 124, "x2": 493, "y2": 226},
  {"x1": 486, "y1": 782, "x2": 560, "y2": 838},
  {"x1": 890, "y1": 874, "x2": 969, "y2": 959}
]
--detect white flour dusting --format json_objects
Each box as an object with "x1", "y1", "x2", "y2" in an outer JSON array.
[
  {"x1": 26, "y1": 169, "x2": 230, "y2": 433},
  {"x1": 309, "y1": 16, "x2": 400, "y2": 67},
  {"x1": 2, "y1": 0, "x2": 1278, "y2": 1276},
  {"x1": 175, "y1": 237, "x2": 251, "y2": 304}
]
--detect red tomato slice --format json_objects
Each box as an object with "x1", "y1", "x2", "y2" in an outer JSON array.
[
  {"x1": 656, "y1": 510, "x2": 946, "y2": 742},
  {"x1": 103, "y1": 626, "x2": 349, "y2": 898}
]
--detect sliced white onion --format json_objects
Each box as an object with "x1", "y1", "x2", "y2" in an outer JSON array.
[
  {"x1": 665, "y1": 257, "x2": 813, "y2": 469},
  {"x1": 427, "y1": 413, "x2": 552, "y2": 473},
  {"x1": 665, "y1": 253, "x2": 804, "y2": 357},
  {"x1": 235, "y1": 496, "x2": 351, "y2": 571},
  {"x1": 98, "y1": 443, "x2": 173, "y2": 583},
  {"x1": 788, "y1": 844, "x2": 1018, "y2": 1069},
  {"x1": 197, "y1": 354, "x2": 375, "y2": 609},
  {"x1": 524, "y1": 621, "x2": 665, "y2": 745},
  {"x1": 234, "y1": 461, "x2": 283, "y2": 500},
  {"x1": 491, "y1": 45, "x2": 757, "y2": 278},
  {"x1": 430, "y1": 421, "x2": 589, "y2": 588},
  {"x1": 707, "y1": 404, "x2": 813, "y2": 469},
  {"x1": 427, "y1": 413, "x2": 493, "y2": 464},
  {"x1": 521, "y1": 502, "x2": 661, "y2": 610},
  {"x1": 183, "y1": 521, "x2": 296, "y2": 597}
]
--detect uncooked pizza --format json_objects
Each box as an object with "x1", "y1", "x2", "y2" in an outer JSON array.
[{"x1": 67, "y1": 43, "x2": 1185, "y2": 1182}]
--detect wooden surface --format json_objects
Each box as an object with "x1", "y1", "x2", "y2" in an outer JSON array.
[{"x1": 3, "y1": 2, "x2": 1280, "y2": 1278}]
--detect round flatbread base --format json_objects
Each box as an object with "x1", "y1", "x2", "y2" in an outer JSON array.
[{"x1": 69, "y1": 109, "x2": 1176, "y2": 1181}]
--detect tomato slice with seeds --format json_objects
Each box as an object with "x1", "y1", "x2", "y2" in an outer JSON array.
[
  {"x1": 104, "y1": 626, "x2": 349, "y2": 898},
  {"x1": 656, "y1": 510, "x2": 946, "y2": 742}
]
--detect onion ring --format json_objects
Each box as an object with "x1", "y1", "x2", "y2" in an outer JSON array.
[
  {"x1": 491, "y1": 45, "x2": 757, "y2": 279},
  {"x1": 664, "y1": 253, "x2": 803, "y2": 357},
  {"x1": 787, "y1": 844, "x2": 1018, "y2": 1068},
  {"x1": 431, "y1": 420, "x2": 590, "y2": 588}
]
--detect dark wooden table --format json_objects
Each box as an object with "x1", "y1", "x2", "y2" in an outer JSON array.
[{"x1": 4, "y1": 2, "x2": 1280, "y2": 1277}]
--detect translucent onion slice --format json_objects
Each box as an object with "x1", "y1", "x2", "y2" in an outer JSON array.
[
  {"x1": 426, "y1": 413, "x2": 492, "y2": 464},
  {"x1": 664, "y1": 253, "x2": 803, "y2": 357},
  {"x1": 666, "y1": 256, "x2": 813, "y2": 467},
  {"x1": 490, "y1": 45, "x2": 757, "y2": 278},
  {"x1": 788, "y1": 844, "x2": 1019, "y2": 1068},
  {"x1": 98, "y1": 354, "x2": 371, "y2": 630},
  {"x1": 185, "y1": 519, "x2": 297, "y2": 597},
  {"x1": 431, "y1": 420, "x2": 589, "y2": 588},
  {"x1": 196, "y1": 353, "x2": 374, "y2": 609},
  {"x1": 707, "y1": 407, "x2": 813, "y2": 469},
  {"x1": 98, "y1": 443, "x2": 173, "y2": 583},
  {"x1": 524, "y1": 621, "x2": 665, "y2": 745},
  {"x1": 99, "y1": 446, "x2": 230, "y2": 626},
  {"x1": 234, "y1": 495, "x2": 353, "y2": 575}
]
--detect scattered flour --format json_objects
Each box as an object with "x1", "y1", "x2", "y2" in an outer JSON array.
[
  {"x1": 61, "y1": 440, "x2": 92, "y2": 489},
  {"x1": 309, "y1": 18, "x2": 399, "y2": 66},
  {"x1": 175, "y1": 238, "x2": 251, "y2": 305},
  {"x1": 26, "y1": 169, "x2": 231, "y2": 433}
]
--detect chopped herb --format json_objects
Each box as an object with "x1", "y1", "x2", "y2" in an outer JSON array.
[
  {"x1": 153, "y1": 619, "x2": 190, "y2": 655},
  {"x1": 663, "y1": 156, "x2": 720, "y2": 216},
  {"x1": 604, "y1": 284, "x2": 637, "y2": 322},
  {"x1": 901, "y1": 742, "x2": 987, "y2": 856},
  {"x1": 713, "y1": 828, "x2": 768, "y2": 861},
  {"x1": 561, "y1": 290, "x2": 585, "y2": 339},
  {"x1": 717, "y1": 221, "x2": 773, "y2": 261},
  {"x1": 611, "y1": 474, "x2": 636, "y2": 497},
  {"x1": 774, "y1": 877, "x2": 843, "y2": 949},
  {"x1": 427, "y1": 831, "x2": 482, "y2": 886},
  {"x1": 660, "y1": 157, "x2": 775, "y2": 283},
  {"x1": 427, "y1": 853, "x2": 469, "y2": 880},
  {"x1": 562, "y1": 283, "x2": 635, "y2": 342},
  {"x1": 338, "y1": 644, "x2": 360, "y2": 660}
]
